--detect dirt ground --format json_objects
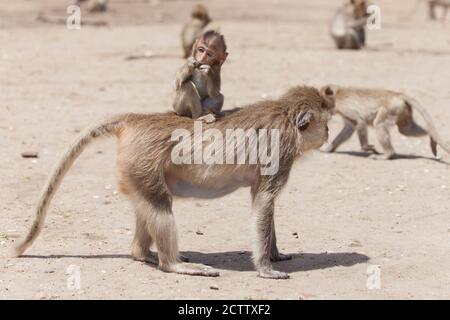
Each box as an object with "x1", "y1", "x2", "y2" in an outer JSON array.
[{"x1": 0, "y1": 0, "x2": 449, "y2": 300}]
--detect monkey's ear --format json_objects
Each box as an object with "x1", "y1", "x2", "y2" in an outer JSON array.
[
  {"x1": 296, "y1": 110, "x2": 313, "y2": 131},
  {"x1": 320, "y1": 85, "x2": 336, "y2": 110},
  {"x1": 220, "y1": 52, "x2": 229, "y2": 66}
]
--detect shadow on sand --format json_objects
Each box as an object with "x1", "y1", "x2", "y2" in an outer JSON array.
[
  {"x1": 333, "y1": 150, "x2": 450, "y2": 165},
  {"x1": 22, "y1": 250, "x2": 369, "y2": 273}
]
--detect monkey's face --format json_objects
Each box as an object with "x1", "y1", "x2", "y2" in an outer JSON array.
[
  {"x1": 295, "y1": 106, "x2": 332, "y2": 152},
  {"x1": 193, "y1": 39, "x2": 227, "y2": 66}
]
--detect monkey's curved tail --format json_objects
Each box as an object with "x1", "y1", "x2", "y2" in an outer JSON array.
[
  {"x1": 14, "y1": 115, "x2": 127, "y2": 257},
  {"x1": 405, "y1": 97, "x2": 450, "y2": 157}
]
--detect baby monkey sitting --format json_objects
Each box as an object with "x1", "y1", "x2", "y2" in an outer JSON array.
[{"x1": 172, "y1": 31, "x2": 228, "y2": 123}]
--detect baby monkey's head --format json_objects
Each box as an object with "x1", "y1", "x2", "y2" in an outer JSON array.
[{"x1": 191, "y1": 30, "x2": 228, "y2": 66}]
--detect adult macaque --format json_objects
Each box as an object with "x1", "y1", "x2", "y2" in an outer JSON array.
[
  {"x1": 181, "y1": 4, "x2": 212, "y2": 59},
  {"x1": 322, "y1": 85, "x2": 450, "y2": 159},
  {"x1": 330, "y1": 0, "x2": 369, "y2": 50},
  {"x1": 172, "y1": 31, "x2": 228, "y2": 123},
  {"x1": 15, "y1": 86, "x2": 334, "y2": 279}
]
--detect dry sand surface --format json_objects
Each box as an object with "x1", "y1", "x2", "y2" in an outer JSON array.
[{"x1": 0, "y1": 0, "x2": 449, "y2": 299}]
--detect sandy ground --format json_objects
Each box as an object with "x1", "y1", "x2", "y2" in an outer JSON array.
[{"x1": 0, "y1": 0, "x2": 449, "y2": 300}]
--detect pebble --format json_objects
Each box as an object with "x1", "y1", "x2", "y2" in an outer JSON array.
[
  {"x1": 209, "y1": 286, "x2": 219, "y2": 290},
  {"x1": 196, "y1": 230, "x2": 204, "y2": 235},
  {"x1": 21, "y1": 151, "x2": 39, "y2": 158}
]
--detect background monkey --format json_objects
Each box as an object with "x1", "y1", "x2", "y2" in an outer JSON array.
[
  {"x1": 76, "y1": 0, "x2": 108, "y2": 12},
  {"x1": 429, "y1": 0, "x2": 450, "y2": 20},
  {"x1": 172, "y1": 30, "x2": 228, "y2": 123},
  {"x1": 14, "y1": 86, "x2": 334, "y2": 279},
  {"x1": 181, "y1": 4, "x2": 212, "y2": 59},
  {"x1": 322, "y1": 85, "x2": 450, "y2": 159},
  {"x1": 330, "y1": 0, "x2": 369, "y2": 50}
]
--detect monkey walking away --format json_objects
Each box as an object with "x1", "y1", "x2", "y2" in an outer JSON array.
[
  {"x1": 322, "y1": 85, "x2": 450, "y2": 159},
  {"x1": 14, "y1": 86, "x2": 334, "y2": 279},
  {"x1": 173, "y1": 30, "x2": 228, "y2": 123},
  {"x1": 330, "y1": 0, "x2": 369, "y2": 50},
  {"x1": 181, "y1": 4, "x2": 212, "y2": 59}
]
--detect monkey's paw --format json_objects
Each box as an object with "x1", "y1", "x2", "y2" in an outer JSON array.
[
  {"x1": 167, "y1": 263, "x2": 220, "y2": 277},
  {"x1": 361, "y1": 145, "x2": 380, "y2": 154},
  {"x1": 198, "y1": 114, "x2": 217, "y2": 124},
  {"x1": 370, "y1": 153, "x2": 396, "y2": 160},
  {"x1": 257, "y1": 269, "x2": 290, "y2": 279}
]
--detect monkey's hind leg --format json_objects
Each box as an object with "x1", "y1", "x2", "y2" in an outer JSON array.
[
  {"x1": 132, "y1": 193, "x2": 219, "y2": 277},
  {"x1": 374, "y1": 110, "x2": 396, "y2": 160},
  {"x1": 130, "y1": 201, "x2": 189, "y2": 264},
  {"x1": 131, "y1": 204, "x2": 155, "y2": 263},
  {"x1": 357, "y1": 125, "x2": 379, "y2": 154}
]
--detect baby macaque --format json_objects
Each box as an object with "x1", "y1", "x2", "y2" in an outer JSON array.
[
  {"x1": 330, "y1": 0, "x2": 369, "y2": 50},
  {"x1": 172, "y1": 30, "x2": 228, "y2": 123}
]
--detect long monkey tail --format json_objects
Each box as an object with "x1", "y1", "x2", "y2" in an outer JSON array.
[
  {"x1": 14, "y1": 115, "x2": 127, "y2": 257},
  {"x1": 405, "y1": 96, "x2": 450, "y2": 157}
]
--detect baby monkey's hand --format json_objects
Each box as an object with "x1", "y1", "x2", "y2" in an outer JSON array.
[{"x1": 199, "y1": 64, "x2": 212, "y2": 75}]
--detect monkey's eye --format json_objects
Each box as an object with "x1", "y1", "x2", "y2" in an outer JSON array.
[
  {"x1": 197, "y1": 47, "x2": 205, "y2": 53},
  {"x1": 298, "y1": 123, "x2": 310, "y2": 131}
]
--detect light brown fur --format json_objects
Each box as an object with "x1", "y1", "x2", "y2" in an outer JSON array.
[
  {"x1": 15, "y1": 86, "x2": 334, "y2": 279},
  {"x1": 322, "y1": 85, "x2": 450, "y2": 159}
]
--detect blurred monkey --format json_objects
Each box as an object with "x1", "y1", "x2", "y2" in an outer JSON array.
[
  {"x1": 181, "y1": 4, "x2": 212, "y2": 58},
  {"x1": 330, "y1": 0, "x2": 369, "y2": 50},
  {"x1": 76, "y1": 0, "x2": 108, "y2": 12}
]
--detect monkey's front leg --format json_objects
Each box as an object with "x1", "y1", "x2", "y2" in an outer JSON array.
[
  {"x1": 252, "y1": 193, "x2": 289, "y2": 279},
  {"x1": 323, "y1": 121, "x2": 355, "y2": 152},
  {"x1": 269, "y1": 218, "x2": 292, "y2": 262}
]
